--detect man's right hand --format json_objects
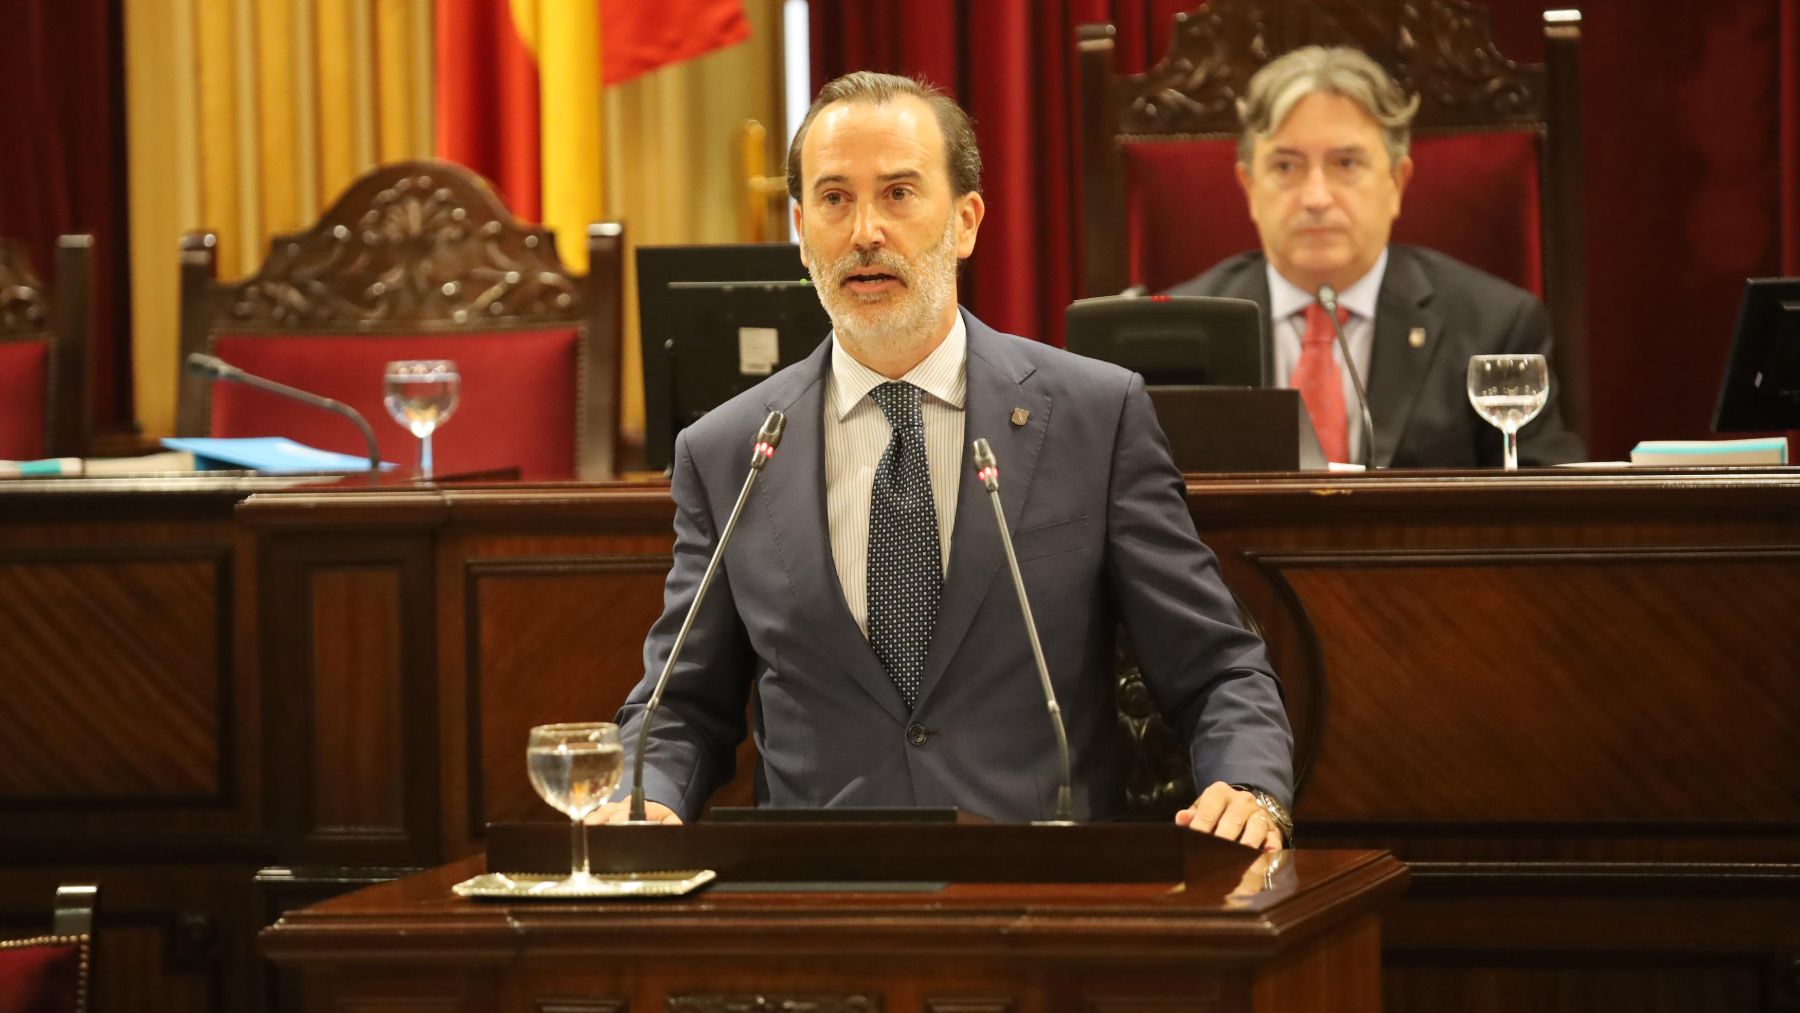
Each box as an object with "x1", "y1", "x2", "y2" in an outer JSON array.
[{"x1": 584, "y1": 800, "x2": 683, "y2": 825}]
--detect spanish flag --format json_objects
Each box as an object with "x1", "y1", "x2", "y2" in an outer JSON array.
[{"x1": 434, "y1": 0, "x2": 750, "y2": 270}]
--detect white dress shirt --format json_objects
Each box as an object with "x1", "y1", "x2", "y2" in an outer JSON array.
[
  {"x1": 823, "y1": 313, "x2": 967, "y2": 636},
  {"x1": 1266, "y1": 248, "x2": 1388, "y2": 465}
]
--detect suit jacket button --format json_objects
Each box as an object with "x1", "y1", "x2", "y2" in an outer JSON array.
[{"x1": 906, "y1": 723, "x2": 929, "y2": 746}]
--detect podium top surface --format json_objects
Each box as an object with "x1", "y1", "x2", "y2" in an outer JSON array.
[{"x1": 261, "y1": 845, "x2": 1407, "y2": 966}]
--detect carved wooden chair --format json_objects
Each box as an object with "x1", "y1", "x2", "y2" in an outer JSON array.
[
  {"x1": 0, "y1": 884, "x2": 97, "y2": 1013},
  {"x1": 1076, "y1": 0, "x2": 1589, "y2": 438},
  {"x1": 177, "y1": 161, "x2": 625, "y2": 480},
  {"x1": 0, "y1": 236, "x2": 91, "y2": 460}
]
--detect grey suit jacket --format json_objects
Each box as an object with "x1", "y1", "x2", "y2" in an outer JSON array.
[
  {"x1": 1167, "y1": 245, "x2": 1586, "y2": 468},
  {"x1": 618, "y1": 310, "x2": 1293, "y2": 823}
]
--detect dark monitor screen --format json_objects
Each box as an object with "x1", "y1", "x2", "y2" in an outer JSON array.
[
  {"x1": 638, "y1": 244, "x2": 831, "y2": 471},
  {"x1": 1714, "y1": 277, "x2": 1800, "y2": 433},
  {"x1": 1063, "y1": 295, "x2": 1267, "y2": 387}
]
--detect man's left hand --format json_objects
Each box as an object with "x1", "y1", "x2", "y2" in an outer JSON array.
[{"x1": 1175, "y1": 780, "x2": 1284, "y2": 851}]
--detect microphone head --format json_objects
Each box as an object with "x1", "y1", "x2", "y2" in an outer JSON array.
[
  {"x1": 185, "y1": 352, "x2": 231, "y2": 377},
  {"x1": 1315, "y1": 284, "x2": 1338, "y2": 311},
  {"x1": 757, "y1": 410, "x2": 787, "y2": 449},
  {"x1": 749, "y1": 410, "x2": 786, "y2": 469},
  {"x1": 972, "y1": 438, "x2": 999, "y2": 491}
]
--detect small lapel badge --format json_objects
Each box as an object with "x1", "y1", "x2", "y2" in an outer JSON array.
[
  {"x1": 1010, "y1": 407, "x2": 1030, "y2": 427},
  {"x1": 1408, "y1": 327, "x2": 1428, "y2": 349}
]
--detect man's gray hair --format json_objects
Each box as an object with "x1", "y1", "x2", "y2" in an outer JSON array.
[
  {"x1": 1236, "y1": 46, "x2": 1422, "y2": 170},
  {"x1": 785, "y1": 71, "x2": 983, "y2": 202}
]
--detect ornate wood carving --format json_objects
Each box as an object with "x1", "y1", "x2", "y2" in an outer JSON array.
[
  {"x1": 1115, "y1": 637, "x2": 1196, "y2": 819},
  {"x1": 1117, "y1": 0, "x2": 1545, "y2": 135},
  {"x1": 667, "y1": 996, "x2": 879, "y2": 1013},
  {"x1": 0, "y1": 239, "x2": 51, "y2": 336},
  {"x1": 214, "y1": 163, "x2": 582, "y2": 330}
]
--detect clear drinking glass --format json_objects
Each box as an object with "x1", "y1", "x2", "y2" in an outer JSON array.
[
  {"x1": 382, "y1": 359, "x2": 461, "y2": 479},
  {"x1": 1467, "y1": 354, "x2": 1549, "y2": 471},
  {"x1": 526, "y1": 722, "x2": 623, "y2": 890}
]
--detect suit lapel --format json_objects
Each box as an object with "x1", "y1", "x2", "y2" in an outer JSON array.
[
  {"x1": 913, "y1": 313, "x2": 1050, "y2": 712},
  {"x1": 759, "y1": 341, "x2": 909, "y2": 724},
  {"x1": 1364, "y1": 248, "x2": 1443, "y2": 467}
]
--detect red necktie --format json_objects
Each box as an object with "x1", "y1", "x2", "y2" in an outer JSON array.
[{"x1": 1293, "y1": 303, "x2": 1351, "y2": 464}]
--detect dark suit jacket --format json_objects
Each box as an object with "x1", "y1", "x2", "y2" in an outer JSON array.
[
  {"x1": 618, "y1": 310, "x2": 1294, "y2": 823},
  {"x1": 1166, "y1": 245, "x2": 1586, "y2": 468}
]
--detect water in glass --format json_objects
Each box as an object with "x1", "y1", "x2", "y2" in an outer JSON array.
[
  {"x1": 526, "y1": 722, "x2": 622, "y2": 890},
  {"x1": 1466, "y1": 354, "x2": 1549, "y2": 471},
  {"x1": 1471, "y1": 391, "x2": 1549, "y2": 431},
  {"x1": 385, "y1": 374, "x2": 460, "y2": 438},
  {"x1": 382, "y1": 360, "x2": 461, "y2": 478},
  {"x1": 527, "y1": 739, "x2": 623, "y2": 820}
]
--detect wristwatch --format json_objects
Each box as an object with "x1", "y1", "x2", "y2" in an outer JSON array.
[{"x1": 1230, "y1": 783, "x2": 1294, "y2": 846}]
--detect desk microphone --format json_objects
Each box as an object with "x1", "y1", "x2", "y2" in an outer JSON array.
[
  {"x1": 1313, "y1": 285, "x2": 1376, "y2": 468},
  {"x1": 185, "y1": 352, "x2": 382, "y2": 472},
  {"x1": 628, "y1": 410, "x2": 786, "y2": 823},
  {"x1": 971, "y1": 438, "x2": 1075, "y2": 825}
]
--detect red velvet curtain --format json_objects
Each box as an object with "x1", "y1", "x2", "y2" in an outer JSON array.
[
  {"x1": 809, "y1": 1, "x2": 1193, "y2": 347},
  {"x1": 810, "y1": 0, "x2": 1800, "y2": 457},
  {"x1": 0, "y1": 0, "x2": 131, "y2": 434},
  {"x1": 1783, "y1": 0, "x2": 1799, "y2": 275}
]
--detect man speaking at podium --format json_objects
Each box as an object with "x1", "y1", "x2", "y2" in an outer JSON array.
[{"x1": 605, "y1": 72, "x2": 1293, "y2": 849}]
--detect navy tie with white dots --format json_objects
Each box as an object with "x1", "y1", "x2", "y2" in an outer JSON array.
[{"x1": 866, "y1": 381, "x2": 940, "y2": 710}]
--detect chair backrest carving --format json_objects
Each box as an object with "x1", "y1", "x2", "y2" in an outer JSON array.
[
  {"x1": 1077, "y1": 0, "x2": 1588, "y2": 438},
  {"x1": 178, "y1": 160, "x2": 623, "y2": 479}
]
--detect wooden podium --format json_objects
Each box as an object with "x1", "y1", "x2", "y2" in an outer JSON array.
[{"x1": 262, "y1": 823, "x2": 1406, "y2": 1013}]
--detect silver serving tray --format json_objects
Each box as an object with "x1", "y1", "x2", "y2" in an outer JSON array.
[{"x1": 452, "y1": 869, "x2": 716, "y2": 900}]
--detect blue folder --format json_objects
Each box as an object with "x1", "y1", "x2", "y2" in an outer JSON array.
[{"x1": 161, "y1": 437, "x2": 394, "y2": 474}]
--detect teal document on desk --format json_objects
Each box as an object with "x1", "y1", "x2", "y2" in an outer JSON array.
[{"x1": 161, "y1": 437, "x2": 394, "y2": 474}]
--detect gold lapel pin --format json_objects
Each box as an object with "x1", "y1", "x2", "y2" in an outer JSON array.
[
  {"x1": 1010, "y1": 407, "x2": 1030, "y2": 427},
  {"x1": 1408, "y1": 327, "x2": 1427, "y2": 349}
]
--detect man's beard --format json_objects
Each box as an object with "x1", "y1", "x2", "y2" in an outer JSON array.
[{"x1": 802, "y1": 214, "x2": 960, "y2": 360}]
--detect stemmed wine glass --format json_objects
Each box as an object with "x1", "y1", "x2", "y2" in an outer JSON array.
[
  {"x1": 383, "y1": 360, "x2": 461, "y2": 479},
  {"x1": 1467, "y1": 354, "x2": 1549, "y2": 471},
  {"x1": 526, "y1": 722, "x2": 623, "y2": 891}
]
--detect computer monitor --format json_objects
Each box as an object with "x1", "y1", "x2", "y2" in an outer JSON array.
[
  {"x1": 1714, "y1": 277, "x2": 1800, "y2": 432},
  {"x1": 1063, "y1": 295, "x2": 1267, "y2": 387},
  {"x1": 638, "y1": 244, "x2": 832, "y2": 471}
]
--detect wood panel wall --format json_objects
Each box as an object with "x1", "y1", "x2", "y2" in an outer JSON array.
[{"x1": 5, "y1": 472, "x2": 1799, "y2": 1011}]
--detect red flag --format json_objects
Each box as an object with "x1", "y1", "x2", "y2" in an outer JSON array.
[
  {"x1": 602, "y1": 0, "x2": 751, "y2": 85},
  {"x1": 435, "y1": 0, "x2": 750, "y2": 220},
  {"x1": 435, "y1": 0, "x2": 542, "y2": 220}
]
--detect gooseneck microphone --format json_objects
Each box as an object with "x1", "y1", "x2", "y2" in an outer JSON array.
[
  {"x1": 971, "y1": 438, "x2": 1075, "y2": 825},
  {"x1": 185, "y1": 352, "x2": 382, "y2": 472},
  {"x1": 628, "y1": 410, "x2": 787, "y2": 823},
  {"x1": 1314, "y1": 285, "x2": 1376, "y2": 468}
]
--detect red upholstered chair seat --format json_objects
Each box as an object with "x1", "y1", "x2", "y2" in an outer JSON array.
[
  {"x1": 1122, "y1": 131, "x2": 1545, "y2": 296},
  {"x1": 0, "y1": 935, "x2": 88, "y2": 1013},
  {"x1": 0, "y1": 341, "x2": 49, "y2": 461},
  {"x1": 210, "y1": 328, "x2": 581, "y2": 480}
]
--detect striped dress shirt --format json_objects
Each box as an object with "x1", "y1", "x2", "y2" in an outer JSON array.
[
  {"x1": 823, "y1": 313, "x2": 968, "y2": 637},
  {"x1": 1266, "y1": 249, "x2": 1387, "y2": 465}
]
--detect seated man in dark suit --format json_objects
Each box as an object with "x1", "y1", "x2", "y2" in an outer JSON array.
[
  {"x1": 599, "y1": 71, "x2": 1294, "y2": 848},
  {"x1": 1167, "y1": 46, "x2": 1585, "y2": 468}
]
